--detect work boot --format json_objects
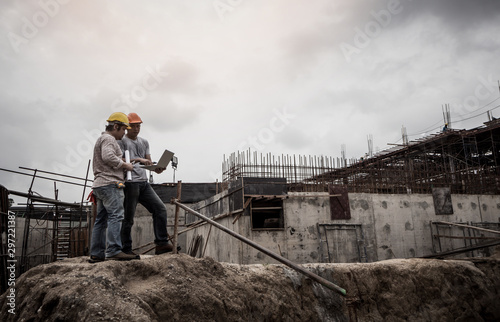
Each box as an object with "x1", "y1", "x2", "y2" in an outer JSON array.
[
  {"x1": 155, "y1": 244, "x2": 173, "y2": 255},
  {"x1": 88, "y1": 255, "x2": 105, "y2": 264},
  {"x1": 106, "y1": 251, "x2": 140, "y2": 261},
  {"x1": 166, "y1": 233, "x2": 182, "y2": 252},
  {"x1": 124, "y1": 250, "x2": 141, "y2": 259}
]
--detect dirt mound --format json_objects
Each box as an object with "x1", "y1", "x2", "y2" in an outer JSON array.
[
  {"x1": 1, "y1": 254, "x2": 499, "y2": 321},
  {"x1": 1, "y1": 254, "x2": 344, "y2": 321}
]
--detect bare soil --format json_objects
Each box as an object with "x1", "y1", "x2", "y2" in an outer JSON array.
[{"x1": 1, "y1": 251, "x2": 500, "y2": 321}]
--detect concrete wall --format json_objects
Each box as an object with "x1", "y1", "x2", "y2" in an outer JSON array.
[
  {"x1": 11, "y1": 191, "x2": 500, "y2": 264},
  {"x1": 131, "y1": 203, "x2": 188, "y2": 253},
  {"x1": 182, "y1": 192, "x2": 500, "y2": 264},
  {"x1": 369, "y1": 194, "x2": 435, "y2": 260}
]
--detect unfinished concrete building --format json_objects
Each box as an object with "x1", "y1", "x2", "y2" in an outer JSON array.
[{"x1": 1, "y1": 119, "x2": 500, "y2": 295}]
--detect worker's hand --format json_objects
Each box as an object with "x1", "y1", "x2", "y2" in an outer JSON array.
[
  {"x1": 122, "y1": 162, "x2": 134, "y2": 171},
  {"x1": 154, "y1": 167, "x2": 166, "y2": 174},
  {"x1": 138, "y1": 158, "x2": 153, "y2": 166}
]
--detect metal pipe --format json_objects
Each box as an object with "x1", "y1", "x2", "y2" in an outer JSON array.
[
  {"x1": 421, "y1": 240, "x2": 500, "y2": 258},
  {"x1": 171, "y1": 199, "x2": 347, "y2": 296},
  {"x1": 19, "y1": 166, "x2": 94, "y2": 182},
  {"x1": 78, "y1": 160, "x2": 91, "y2": 258},
  {"x1": 79, "y1": 161, "x2": 91, "y2": 208},
  {"x1": 435, "y1": 221, "x2": 500, "y2": 235},
  {"x1": 0, "y1": 168, "x2": 92, "y2": 188},
  {"x1": 9, "y1": 190, "x2": 82, "y2": 208},
  {"x1": 21, "y1": 169, "x2": 38, "y2": 272}
]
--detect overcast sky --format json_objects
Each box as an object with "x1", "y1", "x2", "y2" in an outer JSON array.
[{"x1": 1, "y1": 0, "x2": 500, "y2": 204}]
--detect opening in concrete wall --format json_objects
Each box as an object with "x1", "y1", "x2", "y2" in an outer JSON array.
[
  {"x1": 250, "y1": 198, "x2": 284, "y2": 230},
  {"x1": 329, "y1": 185, "x2": 351, "y2": 220}
]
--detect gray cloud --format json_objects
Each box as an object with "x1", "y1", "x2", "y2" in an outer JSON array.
[{"x1": 0, "y1": 0, "x2": 499, "y2": 202}]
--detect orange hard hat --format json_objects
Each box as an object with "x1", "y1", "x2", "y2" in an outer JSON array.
[{"x1": 127, "y1": 112, "x2": 143, "y2": 124}]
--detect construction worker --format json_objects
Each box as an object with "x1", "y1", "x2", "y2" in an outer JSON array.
[
  {"x1": 89, "y1": 112, "x2": 139, "y2": 263},
  {"x1": 118, "y1": 112, "x2": 174, "y2": 256}
]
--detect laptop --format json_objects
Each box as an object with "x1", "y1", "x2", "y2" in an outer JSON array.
[{"x1": 139, "y1": 149, "x2": 174, "y2": 171}]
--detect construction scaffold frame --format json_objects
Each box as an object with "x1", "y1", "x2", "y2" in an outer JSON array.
[
  {"x1": 222, "y1": 120, "x2": 500, "y2": 195},
  {"x1": 0, "y1": 164, "x2": 93, "y2": 294},
  {"x1": 424, "y1": 221, "x2": 500, "y2": 258}
]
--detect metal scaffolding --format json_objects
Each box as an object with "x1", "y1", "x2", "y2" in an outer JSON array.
[
  {"x1": 0, "y1": 164, "x2": 93, "y2": 293},
  {"x1": 222, "y1": 151, "x2": 339, "y2": 187},
  {"x1": 425, "y1": 221, "x2": 500, "y2": 258},
  {"x1": 222, "y1": 120, "x2": 500, "y2": 195}
]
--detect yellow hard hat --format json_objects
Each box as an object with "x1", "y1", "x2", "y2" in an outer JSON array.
[{"x1": 107, "y1": 112, "x2": 131, "y2": 129}]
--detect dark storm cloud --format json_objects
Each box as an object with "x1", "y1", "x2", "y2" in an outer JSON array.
[
  {"x1": 403, "y1": 0, "x2": 500, "y2": 27},
  {"x1": 279, "y1": 0, "x2": 500, "y2": 65},
  {"x1": 0, "y1": 0, "x2": 498, "y2": 201}
]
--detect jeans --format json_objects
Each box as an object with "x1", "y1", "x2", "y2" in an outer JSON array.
[
  {"x1": 90, "y1": 184, "x2": 125, "y2": 258},
  {"x1": 121, "y1": 181, "x2": 169, "y2": 253}
]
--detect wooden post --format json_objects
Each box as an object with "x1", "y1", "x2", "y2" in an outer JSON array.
[{"x1": 172, "y1": 181, "x2": 182, "y2": 254}]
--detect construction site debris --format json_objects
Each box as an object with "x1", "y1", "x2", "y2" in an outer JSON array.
[{"x1": 1, "y1": 253, "x2": 499, "y2": 321}]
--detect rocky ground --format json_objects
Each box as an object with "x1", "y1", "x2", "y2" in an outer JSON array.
[{"x1": 1, "y1": 250, "x2": 499, "y2": 321}]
